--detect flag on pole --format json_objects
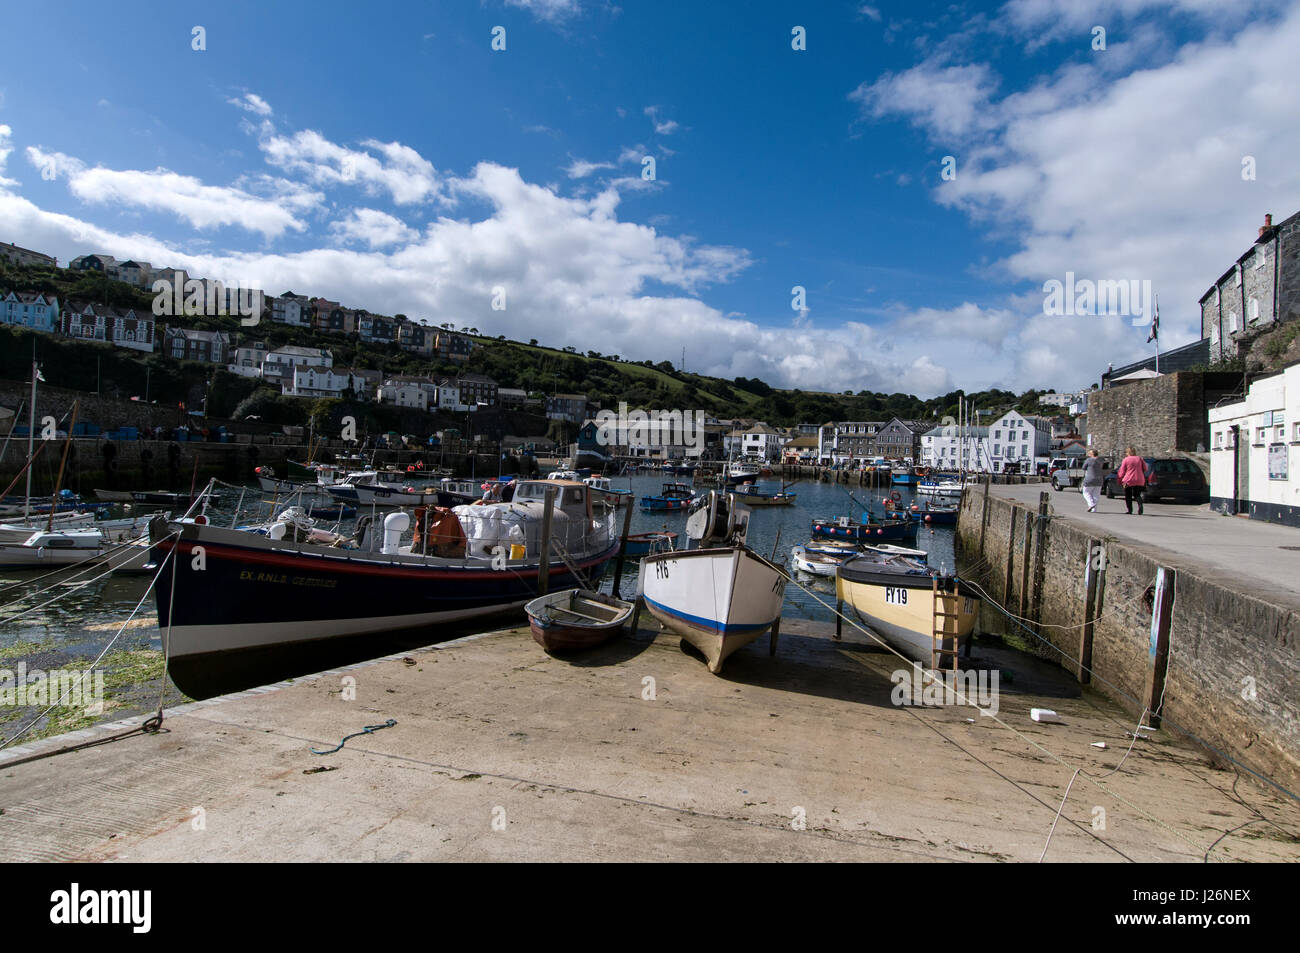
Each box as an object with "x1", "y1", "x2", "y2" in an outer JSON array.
[{"x1": 1147, "y1": 298, "x2": 1160, "y2": 343}]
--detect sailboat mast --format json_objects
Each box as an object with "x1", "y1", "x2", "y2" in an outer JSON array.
[{"x1": 24, "y1": 358, "x2": 37, "y2": 523}]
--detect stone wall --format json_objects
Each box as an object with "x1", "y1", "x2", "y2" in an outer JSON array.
[
  {"x1": 959, "y1": 486, "x2": 1300, "y2": 794},
  {"x1": 1088, "y1": 371, "x2": 1240, "y2": 460}
]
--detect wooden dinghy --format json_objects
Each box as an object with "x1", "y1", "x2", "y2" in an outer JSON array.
[{"x1": 526, "y1": 588, "x2": 634, "y2": 653}]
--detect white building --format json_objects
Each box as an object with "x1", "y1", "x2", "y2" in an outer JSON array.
[
  {"x1": 377, "y1": 379, "x2": 430, "y2": 411},
  {"x1": 284, "y1": 365, "x2": 360, "y2": 399},
  {"x1": 987, "y1": 411, "x2": 1053, "y2": 471},
  {"x1": 263, "y1": 345, "x2": 332, "y2": 388},
  {"x1": 739, "y1": 425, "x2": 785, "y2": 462},
  {"x1": 270, "y1": 292, "x2": 312, "y2": 326},
  {"x1": 227, "y1": 341, "x2": 270, "y2": 378},
  {"x1": 920, "y1": 426, "x2": 993, "y2": 471},
  {"x1": 1209, "y1": 362, "x2": 1300, "y2": 527},
  {"x1": 435, "y1": 379, "x2": 470, "y2": 413}
]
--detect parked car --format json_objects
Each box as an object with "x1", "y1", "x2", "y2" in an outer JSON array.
[
  {"x1": 1051, "y1": 457, "x2": 1113, "y2": 491},
  {"x1": 1102, "y1": 457, "x2": 1209, "y2": 504}
]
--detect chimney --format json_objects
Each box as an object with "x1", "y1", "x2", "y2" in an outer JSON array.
[{"x1": 1259, "y1": 213, "x2": 1273, "y2": 238}]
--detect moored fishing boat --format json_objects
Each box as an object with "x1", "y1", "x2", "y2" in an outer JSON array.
[
  {"x1": 811, "y1": 514, "x2": 919, "y2": 543},
  {"x1": 790, "y1": 544, "x2": 845, "y2": 577},
  {"x1": 526, "y1": 589, "x2": 633, "y2": 652},
  {"x1": 583, "y1": 476, "x2": 632, "y2": 507},
  {"x1": 622, "y1": 531, "x2": 677, "y2": 557},
  {"x1": 639, "y1": 491, "x2": 785, "y2": 674},
  {"x1": 835, "y1": 551, "x2": 979, "y2": 663},
  {"x1": 731, "y1": 482, "x2": 797, "y2": 506},
  {"x1": 725, "y1": 461, "x2": 762, "y2": 485},
  {"x1": 916, "y1": 479, "x2": 965, "y2": 499},
  {"x1": 911, "y1": 499, "x2": 959, "y2": 525},
  {"x1": 890, "y1": 468, "x2": 920, "y2": 487},
  {"x1": 149, "y1": 478, "x2": 621, "y2": 697},
  {"x1": 639, "y1": 482, "x2": 694, "y2": 511}
]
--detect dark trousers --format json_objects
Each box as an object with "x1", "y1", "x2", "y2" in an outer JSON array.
[{"x1": 1125, "y1": 484, "x2": 1144, "y2": 514}]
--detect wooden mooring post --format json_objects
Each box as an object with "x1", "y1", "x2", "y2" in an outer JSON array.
[
  {"x1": 1003, "y1": 508, "x2": 1019, "y2": 604},
  {"x1": 1029, "y1": 491, "x2": 1050, "y2": 627},
  {"x1": 537, "y1": 485, "x2": 556, "y2": 596},
  {"x1": 609, "y1": 499, "x2": 636, "y2": 598},
  {"x1": 1017, "y1": 507, "x2": 1033, "y2": 619},
  {"x1": 977, "y1": 474, "x2": 992, "y2": 558},
  {"x1": 1078, "y1": 538, "x2": 1105, "y2": 684},
  {"x1": 1144, "y1": 567, "x2": 1176, "y2": 728}
]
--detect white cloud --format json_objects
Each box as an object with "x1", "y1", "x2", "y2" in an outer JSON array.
[
  {"x1": 227, "y1": 93, "x2": 272, "y2": 117},
  {"x1": 24, "y1": 146, "x2": 319, "y2": 238},
  {"x1": 504, "y1": 0, "x2": 581, "y2": 23},
  {"x1": 849, "y1": 61, "x2": 1000, "y2": 140},
  {"x1": 0, "y1": 125, "x2": 18, "y2": 188},
  {"x1": 331, "y1": 208, "x2": 419, "y2": 249},
  {"x1": 644, "y1": 106, "x2": 679, "y2": 135},
  {"x1": 859, "y1": 4, "x2": 883, "y2": 21},
  {"x1": 565, "y1": 158, "x2": 615, "y2": 179},
  {"x1": 853, "y1": 3, "x2": 1300, "y2": 383},
  {"x1": 258, "y1": 128, "x2": 442, "y2": 205}
]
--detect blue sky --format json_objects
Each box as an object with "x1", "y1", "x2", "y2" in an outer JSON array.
[{"x1": 2, "y1": 0, "x2": 1297, "y2": 397}]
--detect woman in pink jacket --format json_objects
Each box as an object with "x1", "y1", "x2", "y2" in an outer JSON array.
[{"x1": 1116, "y1": 447, "x2": 1147, "y2": 515}]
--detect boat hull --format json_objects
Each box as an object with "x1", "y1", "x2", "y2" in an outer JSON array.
[
  {"x1": 526, "y1": 590, "x2": 632, "y2": 653},
  {"x1": 150, "y1": 523, "x2": 618, "y2": 697},
  {"x1": 811, "y1": 519, "x2": 918, "y2": 543},
  {"x1": 639, "y1": 547, "x2": 785, "y2": 673},
  {"x1": 835, "y1": 567, "x2": 978, "y2": 663}
]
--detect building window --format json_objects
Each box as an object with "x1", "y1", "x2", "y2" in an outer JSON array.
[
  {"x1": 1255, "y1": 427, "x2": 1266, "y2": 445},
  {"x1": 1255, "y1": 249, "x2": 1266, "y2": 270},
  {"x1": 1235, "y1": 265, "x2": 1242, "y2": 287},
  {"x1": 1248, "y1": 298, "x2": 1260, "y2": 324},
  {"x1": 1214, "y1": 431, "x2": 1223, "y2": 449},
  {"x1": 1229, "y1": 312, "x2": 1239, "y2": 333}
]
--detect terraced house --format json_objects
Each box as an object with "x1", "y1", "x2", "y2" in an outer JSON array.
[
  {"x1": 62, "y1": 300, "x2": 155, "y2": 352},
  {"x1": 1, "y1": 291, "x2": 59, "y2": 332}
]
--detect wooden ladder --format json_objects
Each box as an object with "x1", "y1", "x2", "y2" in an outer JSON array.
[{"x1": 931, "y1": 578, "x2": 962, "y2": 697}]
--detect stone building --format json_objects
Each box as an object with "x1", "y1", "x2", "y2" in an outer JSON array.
[{"x1": 1200, "y1": 210, "x2": 1300, "y2": 364}]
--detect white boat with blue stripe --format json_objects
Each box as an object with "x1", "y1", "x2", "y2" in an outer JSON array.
[{"x1": 637, "y1": 491, "x2": 785, "y2": 673}]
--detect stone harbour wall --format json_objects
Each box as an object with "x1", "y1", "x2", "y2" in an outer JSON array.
[{"x1": 959, "y1": 485, "x2": 1300, "y2": 794}]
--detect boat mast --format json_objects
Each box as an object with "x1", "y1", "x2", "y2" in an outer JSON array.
[{"x1": 23, "y1": 357, "x2": 37, "y2": 524}]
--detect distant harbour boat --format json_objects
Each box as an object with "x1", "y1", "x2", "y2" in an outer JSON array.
[
  {"x1": 811, "y1": 515, "x2": 919, "y2": 543},
  {"x1": 639, "y1": 482, "x2": 695, "y2": 511}
]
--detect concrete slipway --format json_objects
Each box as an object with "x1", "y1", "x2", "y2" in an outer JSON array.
[{"x1": 1, "y1": 617, "x2": 1297, "y2": 863}]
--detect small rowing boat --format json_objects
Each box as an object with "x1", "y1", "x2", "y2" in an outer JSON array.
[{"x1": 526, "y1": 589, "x2": 634, "y2": 653}]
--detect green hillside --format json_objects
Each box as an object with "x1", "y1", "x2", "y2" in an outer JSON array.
[{"x1": 0, "y1": 257, "x2": 1065, "y2": 432}]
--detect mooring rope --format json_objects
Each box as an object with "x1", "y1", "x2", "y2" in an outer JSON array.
[
  {"x1": 0, "y1": 531, "x2": 181, "y2": 757},
  {"x1": 771, "y1": 561, "x2": 1221, "y2": 859},
  {"x1": 960, "y1": 575, "x2": 1299, "y2": 806}
]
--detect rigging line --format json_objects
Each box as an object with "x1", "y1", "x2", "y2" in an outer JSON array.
[
  {"x1": 1038, "y1": 768, "x2": 1083, "y2": 862},
  {"x1": 0, "y1": 536, "x2": 155, "y2": 626},
  {"x1": 0, "y1": 529, "x2": 153, "y2": 601},
  {"x1": 775, "y1": 564, "x2": 1216, "y2": 857},
  {"x1": 961, "y1": 575, "x2": 1299, "y2": 805},
  {"x1": 0, "y1": 531, "x2": 180, "y2": 753},
  {"x1": 883, "y1": 672, "x2": 1135, "y2": 862}
]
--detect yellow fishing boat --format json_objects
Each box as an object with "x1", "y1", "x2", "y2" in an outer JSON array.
[{"x1": 835, "y1": 551, "x2": 979, "y2": 664}]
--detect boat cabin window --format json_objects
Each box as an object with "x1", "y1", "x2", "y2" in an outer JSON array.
[{"x1": 513, "y1": 482, "x2": 580, "y2": 506}]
